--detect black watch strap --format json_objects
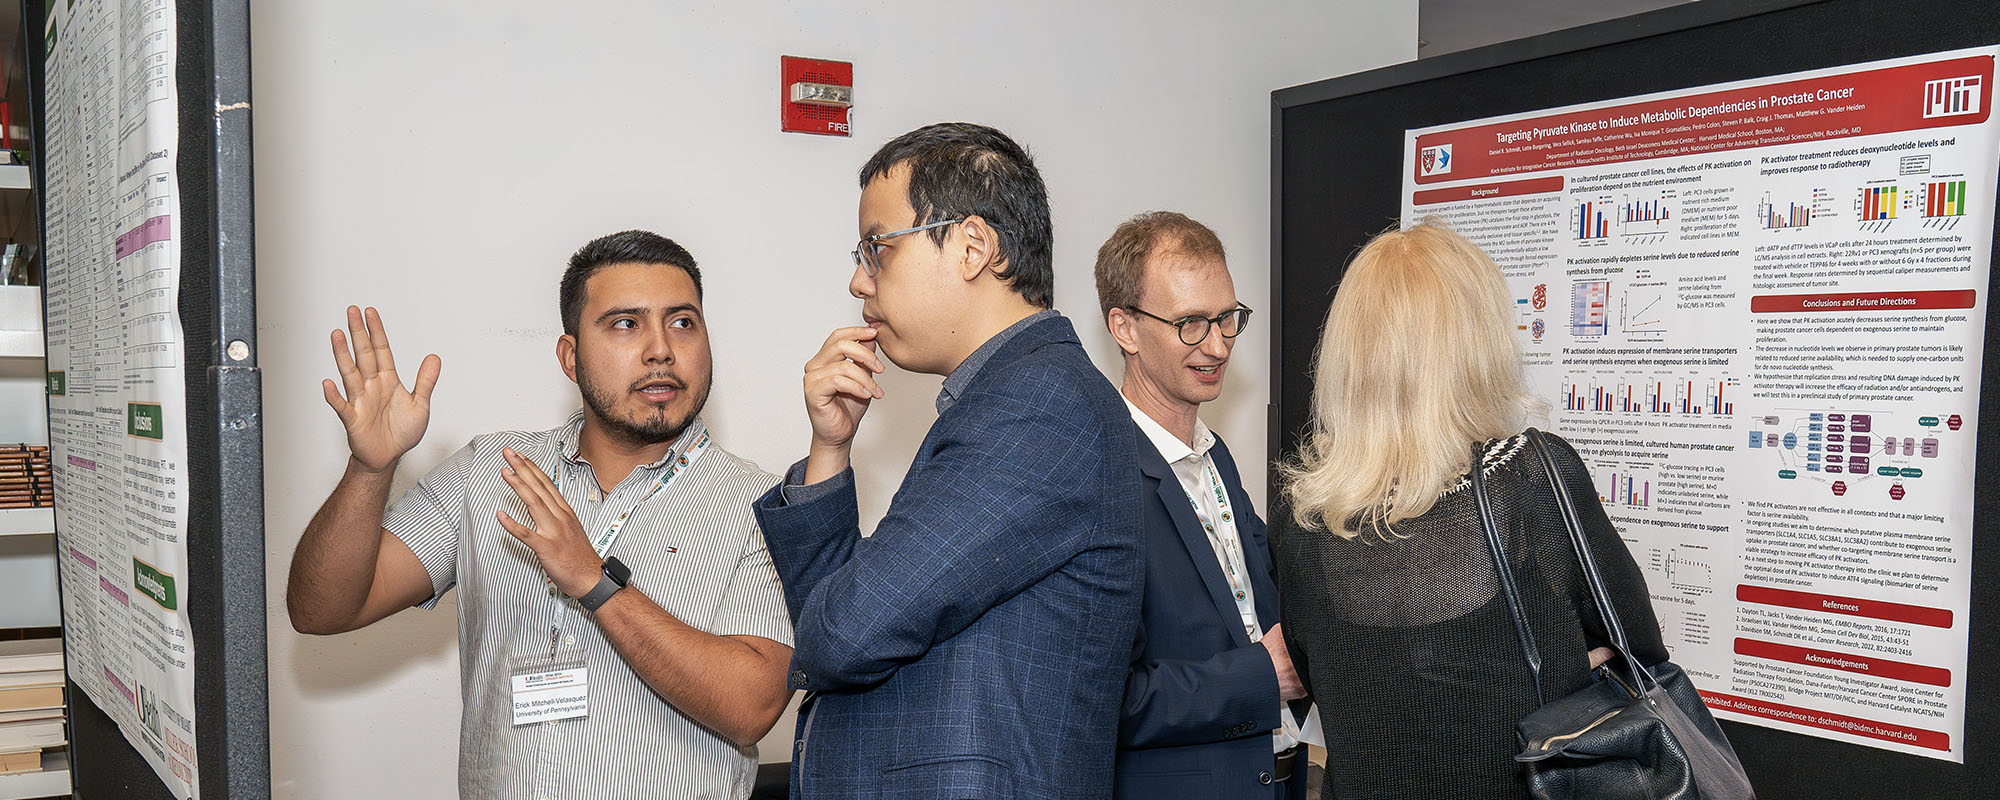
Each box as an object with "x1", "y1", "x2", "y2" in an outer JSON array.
[{"x1": 577, "y1": 557, "x2": 631, "y2": 612}]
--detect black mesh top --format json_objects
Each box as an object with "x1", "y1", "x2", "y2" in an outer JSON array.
[{"x1": 1277, "y1": 432, "x2": 1668, "y2": 800}]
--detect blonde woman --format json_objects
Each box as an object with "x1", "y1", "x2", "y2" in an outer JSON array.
[{"x1": 1277, "y1": 221, "x2": 1666, "y2": 799}]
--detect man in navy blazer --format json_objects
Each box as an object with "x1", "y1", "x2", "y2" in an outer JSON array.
[
  {"x1": 1093, "y1": 213, "x2": 1310, "y2": 799},
  {"x1": 752, "y1": 123, "x2": 1144, "y2": 799}
]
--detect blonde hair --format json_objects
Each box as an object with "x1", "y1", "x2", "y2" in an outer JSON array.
[{"x1": 1281, "y1": 219, "x2": 1542, "y2": 539}]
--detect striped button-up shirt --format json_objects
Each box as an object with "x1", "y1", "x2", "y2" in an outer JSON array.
[{"x1": 384, "y1": 412, "x2": 792, "y2": 800}]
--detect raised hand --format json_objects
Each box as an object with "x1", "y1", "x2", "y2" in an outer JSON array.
[
  {"x1": 801, "y1": 326, "x2": 885, "y2": 481},
  {"x1": 322, "y1": 306, "x2": 442, "y2": 473},
  {"x1": 497, "y1": 447, "x2": 603, "y2": 598}
]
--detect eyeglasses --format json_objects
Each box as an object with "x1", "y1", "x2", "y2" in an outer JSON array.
[
  {"x1": 1123, "y1": 303, "x2": 1253, "y2": 346},
  {"x1": 851, "y1": 218, "x2": 964, "y2": 277}
]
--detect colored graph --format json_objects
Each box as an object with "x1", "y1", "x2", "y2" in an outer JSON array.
[
  {"x1": 1673, "y1": 376, "x2": 1736, "y2": 415},
  {"x1": 1618, "y1": 194, "x2": 1674, "y2": 242},
  {"x1": 1563, "y1": 374, "x2": 1735, "y2": 415},
  {"x1": 1622, "y1": 197, "x2": 1670, "y2": 225},
  {"x1": 1923, "y1": 180, "x2": 1968, "y2": 217},
  {"x1": 1564, "y1": 377, "x2": 1636, "y2": 412},
  {"x1": 1597, "y1": 470, "x2": 1652, "y2": 507},
  {"x1": 1921, "y1": 179, "x2": 1968, "y2": 229},
  {"x1": 1575, "y1": 201, "x2": 1610, "y2": 240},
  {"x1": 1570, "y1": 280, "x2": 1609, "y2": 337},
  {"x1": 1621, "y1": 281, "x2": 1668, "y2": 336},
  {"x1": 1758, "y1": 193, "x2": 1812, "y2": 229},
  {"x1": 1664, "y1": 549, "x2": 1713, "y2": 592},
  {"x1": 1856, "y1": 185, "x2": 1900, "y2": 231}
]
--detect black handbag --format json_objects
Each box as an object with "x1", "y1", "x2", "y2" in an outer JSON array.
[{"x1": 1468, "y1": 430, "x2": 1754, "y2": 800}]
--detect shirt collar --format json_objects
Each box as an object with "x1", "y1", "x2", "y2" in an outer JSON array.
[
  {"x1": 555, "y1": 410, "x2": 709, "y2": 471},
  {"x1": 937, "y1": 308, "x2": 1060, "y2": 414},
  {"x1": 1124, "y1": 397, "x2": 1213, "y2": 465},
  {"x1": 555, "y1": 410, "x2": 589, "y2": 464}
]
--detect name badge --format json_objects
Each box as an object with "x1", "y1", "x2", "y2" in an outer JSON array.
[{"x1": 511, "y1": 665, "x2": 589, "y2": 726}]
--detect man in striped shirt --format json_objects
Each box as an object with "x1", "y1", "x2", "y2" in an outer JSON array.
[{"x1": 287, "y1": 231, "x2": 795, "y2": 799}]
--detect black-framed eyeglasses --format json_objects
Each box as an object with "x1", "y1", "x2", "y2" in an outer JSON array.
[
  {"x1": 1124, "y1": 303, "x2": 1253, "y2": 346},
  {"x1": 851, "y1": 218, "x2": 964, "y2": 277}
]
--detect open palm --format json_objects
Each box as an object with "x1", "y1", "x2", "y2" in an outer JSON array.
[{"x1": 321, "y1": 306, "x2": 442, "y2": 472}]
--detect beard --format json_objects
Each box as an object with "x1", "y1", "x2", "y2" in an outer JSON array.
[{"x1": 576, "y1": 354, "x2": 713, "y2": 447}]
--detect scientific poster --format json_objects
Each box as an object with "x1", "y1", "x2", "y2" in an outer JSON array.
[
  {"x1": 1401, "y1": 46, "x2": 1994, "y2": 761},
  {"x1": 42, "y1": 0, "x2": 200, "y2": 792}
]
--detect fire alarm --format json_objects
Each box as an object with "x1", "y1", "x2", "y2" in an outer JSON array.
[{"x1": 782, "y1": 56, "x2": 853, "y2": 136}]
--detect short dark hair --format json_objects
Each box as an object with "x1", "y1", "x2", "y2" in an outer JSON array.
[
  {"x1": 858, "y1": 122, "x2": 1053, "y2": 308},
  {"x1": 1094, "y1": 211, "x2": 1227, "y2": 322},
  {"x1": 559, "y1": 230, "x2": 702, "y2": 335}
]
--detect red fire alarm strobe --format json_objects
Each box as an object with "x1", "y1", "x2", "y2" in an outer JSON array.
[{"x1": 782, "y1": 56, "x2": 853, "y2": 136}]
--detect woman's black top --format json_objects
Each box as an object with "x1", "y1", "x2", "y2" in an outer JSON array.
[{"x1": 1278, "y1": 432, "x2": 1669, "y2": 799}]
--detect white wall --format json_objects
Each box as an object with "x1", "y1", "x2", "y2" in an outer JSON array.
[{"x1": 252, "y1": 2, "x2": 1415, "y2": 796}]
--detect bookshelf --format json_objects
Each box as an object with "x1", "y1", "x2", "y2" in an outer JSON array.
[
  {"x1": 0, "y1": 285, "x2": 63, "y2": 799},
  {"x1": 0, "y1": 286, "x2": 55, "y2": 628}
]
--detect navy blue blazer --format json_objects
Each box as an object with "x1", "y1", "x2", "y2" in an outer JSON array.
[
  {"x1": 752, "y1": 315, "x2": 1144, "y2": 799},
  {"x1": 1114, "y1": 432, "x2": 1306, "y2": 800}
]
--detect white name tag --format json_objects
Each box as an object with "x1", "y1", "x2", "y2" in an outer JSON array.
[{"x1": 511, "y1": 666, "x2": 589, "y2": 726}]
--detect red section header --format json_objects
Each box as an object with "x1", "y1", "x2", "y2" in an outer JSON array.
[
  {"x1": 1411, "y1": 176, "x2": 1564, "y2": 206},
  {"x1": 1735, "y1": 638, "x2": 1951, "y2": 687},
  {"x1": 1737, "y1": 584, "x2": 1954, "y2": 628},
  {"x1": 1413, "y1": 55, "x2": 1994, "y2": 184},
  {"x1": 1749, "y1": 289, "x2": 1977, "y2": 313},
  {"x1": 1702, "y1": 691, "x2": 1950, "y2": 750}
]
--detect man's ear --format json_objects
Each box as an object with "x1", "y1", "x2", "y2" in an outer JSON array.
[
  {"x1": 557, "y1": 334, "x2": 579, "y2": 383},
  {"x1": 1107, "y1": 307, "x2": 1142, "y2": 356},
  {"x1": 955, "y1": 215, "x2": 1003, "y2": 282}
]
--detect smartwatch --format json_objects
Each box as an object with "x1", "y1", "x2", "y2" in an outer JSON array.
[{"x1": 577, "y1": 556, "x2": 631, "y2": 612}]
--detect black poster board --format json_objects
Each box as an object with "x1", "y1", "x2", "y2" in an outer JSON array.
[
  {"x1": 25, "y1": 0, "x2": 263, "y2": 797},
  {"x1": 1270, "y1": 1, "x2": 1999, "y2": 797}
]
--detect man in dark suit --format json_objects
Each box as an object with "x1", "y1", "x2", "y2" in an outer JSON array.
[
  {"x1": 1094, "y1": 212, "x2": 1310, "y2": 799},
  {"x1": 752, "y1": 123, "x2": 1144, "y2": 799}
]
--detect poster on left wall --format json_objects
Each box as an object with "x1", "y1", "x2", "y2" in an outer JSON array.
[{"x1": 41, "y1": 0, "x2": 201, "y2": 794}]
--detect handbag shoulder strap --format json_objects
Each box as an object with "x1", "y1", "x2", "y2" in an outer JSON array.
[
  {"x1": 1470, "y1": 439, "x2": 1545, "y2": 705},
  {"x1": 1526, "y1": 429, "x2": 1659, "y2": 693}
]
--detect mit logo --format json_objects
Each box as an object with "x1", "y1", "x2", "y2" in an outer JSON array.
[{"x1": 1922, "y1": 75, "x2": 1982, "y2": 118}]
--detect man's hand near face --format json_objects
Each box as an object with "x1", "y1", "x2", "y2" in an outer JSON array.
[{"x1": 802, "y1": 325, "x2": 885, "y2": 484}]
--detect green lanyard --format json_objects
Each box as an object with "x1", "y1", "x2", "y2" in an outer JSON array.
[{"x1": 1183, "y1": 457, "x2": 1247, "y2": 603}]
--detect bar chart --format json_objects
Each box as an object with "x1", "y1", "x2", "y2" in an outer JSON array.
[
  {"x1": 1621, "y1": 197, "x2": 1670, "y2": 226},
  {"x1": 1855, "y1": 184, "x2": 1902, "y2": 232},
  {"x1": 1575, "y1": 200, "x2": 1610, "y2": 241},
  {"x1": 1922, "y1": 179, "x2": 1968, "y2": 229},
  {"x1": 1758, "y1": 193, "x2": 1813, "y2": 229},
  {"x1": 1561, "y1": 374, "x2": 1736, "y2": 416},
  {"x1": 1564, "y1": 376, "x2": 1638, "y2": 412},
  {"x1": 1618, "y1": 194, "x2": 1675, "y2": 242},
  {"x1": 1594, "y1": 468, "x2": 1653, "y2": 508},
  {"x1": 1858, "y1": 185, "x2": 1899, "y2": 219},
  {"x1": 1923, "y1": 180, "x2": 1967, "y2": 217},
  {"x1": 1673, "y1": 376, "x2": 1736, "y2": 415}
]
